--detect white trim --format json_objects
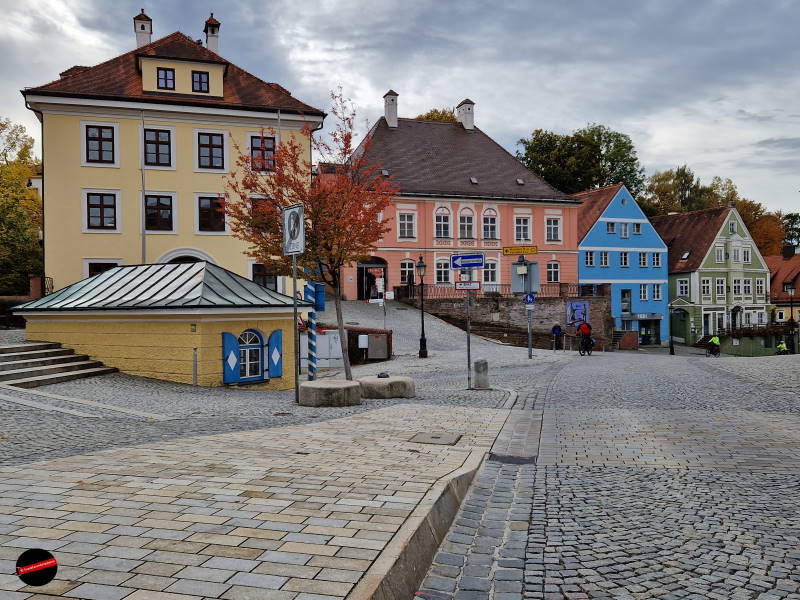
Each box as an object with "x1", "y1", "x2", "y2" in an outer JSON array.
[
  {"x1": 82, "y1": 258, "x2": 123, "y2": 279},
  {"x1": 396, "y1": 210, "x2": 417, "y2": 242},
  {"x1": 581, "y1": 246, "x2": 666, "y2": 252},
  {"x1": 143, "y1": 190, "x2": 178, "y2": 234},
  {"x1": 193, "y1": 127, "x2": 230, "y2": 173},
  {"x1": 26, "y1": 94, "x2": 324, "y2": 124},
  {"x1": 17, "y1": 311, "x2": 295, "y2": 318},
  {"x1": 513, "y1": 208, "x2": 532, "y2": 214},
  {"x1": 581, "y1": 279, "x2": 669, "y2": 284},
  {"x1": 155, "y1": 247, "x2": 217, "y2": 264},
  {"x1": 81, "y1": 188, "x2": 121, "y2": 234},
  {"x1": 396, "y1": 203, "x2": 417, "y2": 210},
  {"x1": 80, "y1": 120, "x2": 120, "y2": 168},
  {"x1": 194, "y1": 193, "x2": 230, "y2": 235},
  {"x1": 140, "y1": 124, "x2": 177, "y2": 171},
  {"x1": 544, "y1": 208, "x2": 562, "y2": 214},
  {"x1": 544, "y1": 215, "x2": 563, "y2": 246},
  {"x1": 597, "y1": 217, "x2": 648, "y2": 223}
]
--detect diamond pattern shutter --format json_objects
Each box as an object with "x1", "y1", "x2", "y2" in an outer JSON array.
[
  {"x1": 222, "y1": 332, "x2": 240, "y2": 384},
  {"x1": 268, "y1": 329, "x2": 283, "y2": 378}
]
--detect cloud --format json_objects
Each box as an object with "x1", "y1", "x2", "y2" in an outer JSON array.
[{"x1": 754, "y1": 137, "x2": 800, "y2": 151}]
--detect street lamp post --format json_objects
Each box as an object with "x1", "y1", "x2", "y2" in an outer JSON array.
[
  {"x1": 785, "y1": 282, "x2": 796, "y2": 353},
  {"x1": 668, "y1": 300, "x2": 675, "y2": 356},
  {"x1": 416, "y1": 256, "x2": 428, "y2": 358}
]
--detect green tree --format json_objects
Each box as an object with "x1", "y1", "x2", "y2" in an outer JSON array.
[
  {"x1": 0, "y1": 117, "x2": 34, "y2": 165},
  {"x1": 516, "y1": 124, "x2": 644, "y2": 196},
  {"x1": 415, "y1": 107, "x2": 457, "y2": 122},
  {"x1": 781, "y1": 212, "x2": 800, "y2": 246},
  {"x1": 639, "y1": 165, "x2": 709, "y2": 215}
]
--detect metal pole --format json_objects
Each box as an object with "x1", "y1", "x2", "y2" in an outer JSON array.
[
  {"x1": 192, "y1": 347, "x2": 198, "y2": 386},
  {"x1": 419, "y1": 276, "x2": 428, "y2": 358},
  {"x1": 292, "y1": 254, "x2": 299, "y2": 403},
  {"x1": 669, "y1": 301, "x2": 675, "y2": 355},
  {"x1": 466, "y1": 286, "x2": 472, "y2": 389},
  {"x1": 527, "y1": 309, "x2": 533, "y2": 359},
  {"x1": 139, "y1": 110, "x2": 147, "y2": 264},
  {"x1": 308, "y1": 310, "x2": 317, "y2": 381}
]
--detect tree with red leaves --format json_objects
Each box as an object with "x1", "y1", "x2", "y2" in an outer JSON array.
[{"x1": 225, "y1": 90, "x2": 398, "y2": 380}]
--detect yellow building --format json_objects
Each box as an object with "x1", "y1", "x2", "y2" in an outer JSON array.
[
  {"x1": 22, "y1": 10, "x2": 324, "y2": 293},
  {"x1": 15, "y1": 262, "x2": 307, "y2": 388}
]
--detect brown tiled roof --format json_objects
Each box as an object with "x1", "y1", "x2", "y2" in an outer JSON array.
[
  {"x1": 361, "y1": 117, "x2": 573, "y2": 201},
  {"x1": 764, "y1": 253, "x2": 800, "y2": 303},
  {"x1": 205, "y1": 13, "x2": 220, "y2": 26},
  {"x1": 134, "y1": 10, "x2": 152, "y2": 22},
  {"x1": 23, "y1": 32, "x2": 324, "y2": 117},
  {"x1": 650, "y1": 207, "x2": 730, "y2": 273},
  {"x1": 572, "y1": 184, "x2": 624, "y2": 242}
]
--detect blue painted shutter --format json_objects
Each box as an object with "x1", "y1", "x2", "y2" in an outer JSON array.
[
  {"x1": 222, "y1": 332, "x2": 240, "y2": 384},
  {"x1": 268, "y1": 329, "x2": 283, "y2": 378}
]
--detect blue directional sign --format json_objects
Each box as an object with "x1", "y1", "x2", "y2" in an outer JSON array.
[
  {"x1": 523, "y1": 293, "x2": 536, "y2": 304},
  {"x1": 450, "y1": 253, "x2": 485, "y2": 269}
]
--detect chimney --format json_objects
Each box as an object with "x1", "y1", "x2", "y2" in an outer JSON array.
[
  {"x1": 783, "y1": 244, "x2": 797, "y2": 260},
  {"x1": 204, "y1": 13, "x2": 221, "y2": 54},
  {"x1": 133, "y1": 9, "x2": 152, "y2": 48},
  {"x1": 456, "y1": 98, "x2": 475, "y2": 130},
  {"x1": 383, "y1": 90, "x2": 398, "y2": 128}
]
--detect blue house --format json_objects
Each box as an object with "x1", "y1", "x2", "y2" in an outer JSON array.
[{"x1": 574, "y1": 184, "x2": 669, "y2": 345}]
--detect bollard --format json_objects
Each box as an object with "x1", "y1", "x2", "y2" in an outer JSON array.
[{"x1": 473, "y1": 359, "x2": 489, "y2": 390}]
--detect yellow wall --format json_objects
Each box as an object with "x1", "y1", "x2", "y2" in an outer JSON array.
[
  {"x1": 140, "y1": 58, "x2": 225, "y2": 96},
  {"x1": 42, "y1": 111, "x2": 311, "y2": 291},
  {"x1": 24, "y1": 313, "x2": 296, "y2": 389}
]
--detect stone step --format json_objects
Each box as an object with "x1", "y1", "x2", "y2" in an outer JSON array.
[
  {"x1": 0, "y1": 342, "x2": 62, "y2": 356},
  {"x1": 5, "y1": 366, "x2": 118, "y2": 389},
  {"x1": 0, "y1": 348, "x2": 75, "y2": 363},
  {"x1": 0, "y1": 354, "x2": 91, "y2": 372},
  {"x1": 0, "y1": 360, "x2": 104, "y2": 383}
]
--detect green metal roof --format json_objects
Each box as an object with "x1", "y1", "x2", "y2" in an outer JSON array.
[{"x1": 14, "y1": 262, "x2": 311, "y2": 312}]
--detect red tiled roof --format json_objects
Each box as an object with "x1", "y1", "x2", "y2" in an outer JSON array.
[
  {"x1": 571, "y1": 184, "x2": 624, "y2": 242},
  {"x1": 134, "y1": 10, "x2": 152, "y2": 22},
  {"x1": 205, "y1": 14, "x2": 220, "y2": 26},
  {"x1": 23, "y1": 32, "x2": 324, "y2": 117},
  {"x1": 360, "y1": 117, "x2": 573, "y2": 201},
  {"x1": 764, "y1": 253, "x2": 800, "y2": 303},
  {"x1": 650, "y1": 207, "x2": 730, "y2": 273}
]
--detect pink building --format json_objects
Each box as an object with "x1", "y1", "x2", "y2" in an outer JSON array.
[{"x1": 340, "y1": 91, "x2": 580, "y2": 300}]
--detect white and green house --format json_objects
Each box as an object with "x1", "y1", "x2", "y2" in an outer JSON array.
[{"x1": 651, "y1": 206, "x2": 771, "y2": 345}]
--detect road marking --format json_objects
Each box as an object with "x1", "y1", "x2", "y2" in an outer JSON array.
[{"x1": 0, "y1": 386, "x2": 170, "y2": 421}]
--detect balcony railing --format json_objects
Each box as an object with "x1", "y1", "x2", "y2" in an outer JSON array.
[{"x1": 394, "y1": 282, "x2": 606, "y2": 301}]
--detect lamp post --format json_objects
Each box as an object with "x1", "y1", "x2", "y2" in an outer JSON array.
[
  {"x1": 416, "y1": 256, "x2": 428, "y2": 358},
  {"x1": 786, "y1": 282, "x2": 796, "y2": 353},
  {"x1": 668, "y1": 299, "x2": 675, "y2": 356}
]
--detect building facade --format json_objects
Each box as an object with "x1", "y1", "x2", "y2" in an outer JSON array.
[
  {"x1": 765, "y1": 246, "x2": 800, "y2": 324},
  {"x1": 575, "y1": 185, "x2": 669, "y2": 345},
  {"x1": 339, "y1": 91, "x2": 580, "y2": 300},
  {"x1": 651, "y1": 207, "x2": 771, "y2": 344},
  {"x1": 22, "y1": 11, "x2": 324, "y2": 293}
]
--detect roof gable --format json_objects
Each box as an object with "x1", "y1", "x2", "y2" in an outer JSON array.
[
  {"x1": 650, "y1": 207, "x2": 730, "y2": 273},
  {"x1": 765, "y1": 253, "x2": 800, "y2": 301},
  {"x1": 572, "y1": 184, "x2": 623, "y2": 242}
]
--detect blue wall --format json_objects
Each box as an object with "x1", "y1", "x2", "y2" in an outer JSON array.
[{"x1": 578, "y1": 186, "x2": 670, "y2": 343}]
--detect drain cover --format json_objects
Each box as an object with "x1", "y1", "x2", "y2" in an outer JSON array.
[
  {"x1": 409, "y1": 432, "x2": 462, "y2": 445},
  {"x1": 273, "y1": 412, "x2": 293, "y2": 416}
]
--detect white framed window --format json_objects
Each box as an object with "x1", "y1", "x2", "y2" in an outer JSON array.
[
  {"x1": 435, "y1": 260, "x2": 450, "y2": 284},
  {"x1": 729, "y1": 221, "x2": 736, "y2": 234},
  {"x1": 459, "y1": 208, "x2": 474, "y2": 238},
  {"x1": 194, "y1": 128, "x2": 229, "y2": 173},
  {"x1": 743, "y1": 247, "x2": 751, "y2": 263},
  {"x1": 585, "y1": 251, "x2": 595, "y2": 267},
  {"x1": 777, "y1": 310, "x2": 786, "y2": 322},
  {"x1": 633, "y1": 223, "x2": 642, "y2": 234},
  {"x1": 744, "y1": 311, "x2": 752, "y2": 326},
  {"x1": 600, "y1": 251, "x2": 609, "y2": 267},
  {"x1": 758, "y1": 311, "x2": 766, "y2": 325},
  {"x1": 716, "y1": 278, "x2": 725, "y2": 297},
  {"x1": 483, "y1": 261, "x2": 497, "y2": 283},
  {"x1": 743, "y1": 279, "x2": 752, "y2": 295},
  {"x1": 652, "y1": 284, "x2": 662, "y2": 301},
  {"x1": 606, "y1": 222, "x2": 616, "y2": 234},
  {"x1": 732, "y1": 248, "x2": 740, "y2": 263},
  {"x1": 639, "y1": 284, "x2": 648, "y2": 300},
  {"x1": 732, "y1": 278, "x2": 742, "y2": 295},
  {"x1": 143, "y1": 190, "x2": 178, "y2": 234},
  {"x1": 619, "y1": 252, "x2": 629, "y2": 267},
  {"x1": 678, "y1": 279, "x2": 689, "y2": 296},
  {"x1": 756, "y1": 278, "x2": 765, "y2": 295},
  {"x1": 620, "y1": 222, "x2": 630, "y2": 238},
  {"x1": 398, "y1": 212, "x2": 415, "y2": 239},
  {"x1": 701, "y1": 278, "x2": 711, "y2": 296},
  {"x1": 515, "y1": 217, "x2": 530, "y2": 241},
  {"x1": 435, "y1": 207, "x2": 451, "y2": 238},
  {"x1": 83, "y1": 258, "x2": 122, "y2": 279},
  {"x1": 482, "y1": 209, "x2": 498, "y2": 239},
  {"x1": 546, "y1": 261, "x2": 560, "y2": 283},
  {"x1": 81, "y1": 121, "x2": 120, "y2": 168},
  {"x1": 82, "y1": 188, "x2": 121, "y2": 233},
  {"x1": 194, "y1": 193, "x2": 229, "y2": 235},
  {"x1": 639, "y1": 252, "x2": 647, "y2": 268},
  {"x1": 652, "y1": 252, "x2": 661, "y2": 268},
  {"x1": 141, "y1": 125, "x2": 176, "y2": 171},
  {"x1": 715, "y1": 247, "x2": 724, "y2": 263},
  {"x1": 545, "y1": 217, "x2": 561, "y2": 242},
  {"x1": 400, "y1": 260, "x2": 415, "y2": 284}
]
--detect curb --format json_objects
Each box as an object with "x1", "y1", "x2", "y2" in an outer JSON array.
[
  {"x1": 497, "y1": 387, "x2": 518, "y2": 410},
  {"x1": 348, "y1": 449, "x2": 486, "y2": 600}
]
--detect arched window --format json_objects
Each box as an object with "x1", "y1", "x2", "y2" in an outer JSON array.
[
  {"x1": 459, "y1": 208, "x2": 474, "y2": 239},
  {"x1": 435, "y1": 207, "x2": 451, "y2": 238},
  {"x1": 238, "y1": 330, "x2": 263, "y2": 379},
  {"x1": 546, "y1": 261, "x2": 560, "y2": 283},
  {"x1": 436, "y1": 260, "x2": 450, "y2": 284},
  {"x1": 482, "y1": 208, "x2": 498, "y2": 239},
  {"x1": 400, "y1": 260, "x2": 415, "y2": 284}
]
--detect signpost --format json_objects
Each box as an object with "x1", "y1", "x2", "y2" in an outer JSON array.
[
  {"x1": 450, "y1": 253, "x2": 485, "y2": 269},
  {"x1": 449, "y1": 254, "x2": 484, "y2": 389},
  {"x1": 503, "y1": 245, "x2": 538, "y2": 256},
  {"x1": 455, "y1": 281, "x2": 480, "y2": 291},
  {"x1": 283, "y1": 204, "x2": 304, "y2": 403},
  {"x1": 524, "y1": 292, "x2": 536, "y2": 358}
]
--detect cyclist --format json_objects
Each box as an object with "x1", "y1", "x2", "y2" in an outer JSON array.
[
  {"x1": 576, "y1": 321, "x2": 593, "y2": 353},
  {"x1": 777, "y1": 340, "x2": 789, "y2": 355},
  {"x1": 707, "y1": 334, "x2": 721, "y2": 357}
]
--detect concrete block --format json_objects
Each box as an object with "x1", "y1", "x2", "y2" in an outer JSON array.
[
  {"x1": 473, "y1": 360, "x2": 489, "y2": 389},
  {"x1": 358, "y1": 376, "x2": 415, "y2": 399},
  {"x1": 299, "y1": 380, "x2": 362, "y2": 407}
]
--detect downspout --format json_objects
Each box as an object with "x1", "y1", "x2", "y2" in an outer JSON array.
[
  {"x1": 139, "y1": 110, "x2": 147, "y2": 263},
  {"x1": 25, "y1": 98, "x2": 45, "y2": 296}
]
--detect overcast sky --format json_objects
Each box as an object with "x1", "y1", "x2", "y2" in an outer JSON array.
[{"x1": 3, "y1": 0, "x2": 798, "y2": 212}]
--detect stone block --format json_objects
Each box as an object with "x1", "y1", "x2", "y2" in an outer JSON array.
[
  {"x1": 357, "y1": 375, "x2": 415, "y2": 399},
  {"x1": 473, "y1": 360, "x2": 489, "y2": 389},
  {"x1": 299, "y1": 380, "x2": 361, "y2": 407}
]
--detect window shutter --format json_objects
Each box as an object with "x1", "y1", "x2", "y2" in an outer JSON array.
[
  {"x1": 222, "y1": 332, "x2": 240, "y2": 384},
  {"x1": 268, "y1": 329, "x2": 283, "y2": 378}
]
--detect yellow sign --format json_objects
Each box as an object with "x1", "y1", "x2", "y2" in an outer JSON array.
[{"x1": 503, "y1": 246, "x2": 538, "y2": 256}]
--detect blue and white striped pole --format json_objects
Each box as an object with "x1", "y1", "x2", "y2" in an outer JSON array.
[{"x1": 304, "y1": 284, "x2": 317, "y2": 380}]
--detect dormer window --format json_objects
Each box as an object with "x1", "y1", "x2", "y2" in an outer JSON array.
[
  {"x1": 157, "y1": 68, "x2": 175, "y2": 90},
  {"x1": 192, "y1": 70, "x2": 210, "y2": 93}
]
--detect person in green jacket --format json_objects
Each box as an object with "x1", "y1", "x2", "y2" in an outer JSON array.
[
  {"x1": 707, "y1": 335, "x2": 721, "y2": 357},
  {"x1": 777, "y1": 340, "x2": 789, "y2": 355}
]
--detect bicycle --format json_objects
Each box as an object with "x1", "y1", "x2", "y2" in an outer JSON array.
[
  {"x1": 578, "y1": 335, "x2": 593, "y2": 356},
  {"x1": 705, "y1": 344, "x2": 720, "y2": 357}
]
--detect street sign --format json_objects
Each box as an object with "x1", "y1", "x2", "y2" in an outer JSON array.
[
  {"x1": 526, "y1": 304, "x2": 535, "y2": 311},
  {"x1": 503, "y1": 246, "x2": 538, "y2": 256},
  {"x1": 523, "y1": 293, "x2": 536, "y2": 304},
  {"x1": 456, "y1": 281, "x2": 481, "y2": 290},
  {"x1": 283, "y1": 204, "x2": 305, "y2": 256},
  {"x1": 450, "y1": 253, "x2": 485, "y2": 269}
]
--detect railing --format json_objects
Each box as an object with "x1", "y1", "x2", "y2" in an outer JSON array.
[
  {"x1": 394, "y1": 282, "x2": 605, "y2": 300},
  {"x1": 44, "y1": 277, "x2": 54, "y2": 296}
]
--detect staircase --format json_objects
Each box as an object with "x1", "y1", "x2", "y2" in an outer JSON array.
[
  {"x1": 0, "y1": 342, "x2": 117, "y2": 388},
  {"x1": 609, "y1": 330, "x2": 627, "y2": 351},
  {"x1": 693, "y1": 335, "x2": 712, "y2": 348}
]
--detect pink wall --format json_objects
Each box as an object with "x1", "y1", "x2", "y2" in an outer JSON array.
[{"x1": 342, "y1": 197, "x2": 579, "y2": 300}]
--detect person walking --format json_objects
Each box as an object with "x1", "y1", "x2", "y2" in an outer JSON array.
[
  {"x1": 576, "y1": 320, "x2": 593, "y2": 353},
  {"x1": 551, "y1": 323, "x2": 563, "y2": 350}
]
